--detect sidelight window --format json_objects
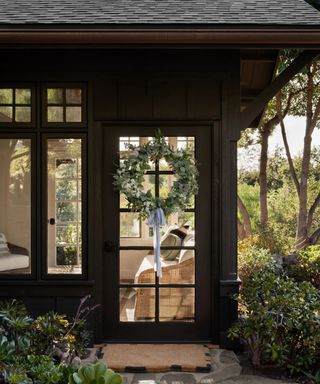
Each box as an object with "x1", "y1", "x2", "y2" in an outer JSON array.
[
  {"x1": 47, "y1": 138, "x2": 84, "y2": 275},
  {"x1": 0, "y1": 138, "x2": 32, "y2": 274}
]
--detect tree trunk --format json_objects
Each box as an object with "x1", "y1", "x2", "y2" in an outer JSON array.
[
  {"x1": 295, "y1": 131, "x2": 313, "y2": 249},
  {"x1": 237, "y1": 217, "x2": 247, "y2": 241},
  {"x1": 259, "y1": 128, "x2": 269, "y2": 227},
  {"x1": 237, "y1": 195, "x2": 252, "y2": 238}
]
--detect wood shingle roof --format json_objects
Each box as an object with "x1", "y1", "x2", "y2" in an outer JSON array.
[{"x1": 0, "y1": 0, "x2": 319, "y2": 25}]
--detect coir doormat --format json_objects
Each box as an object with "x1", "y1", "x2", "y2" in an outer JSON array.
[{"x1": 99, "y1": 344, "x2": 213, "y2": 373}]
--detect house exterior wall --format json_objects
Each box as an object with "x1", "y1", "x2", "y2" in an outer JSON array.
[{"x1": 0, "y1": 49, "x2": 240, "y2": 346}]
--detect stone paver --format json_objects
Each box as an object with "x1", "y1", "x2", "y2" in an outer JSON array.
[{"x1": 121, "y1": 350, "x2": 297, "y2": 384}]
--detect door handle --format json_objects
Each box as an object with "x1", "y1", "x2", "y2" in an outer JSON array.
[{"x1": 104, "y1": 240, "x2": 117, "y2": 253}]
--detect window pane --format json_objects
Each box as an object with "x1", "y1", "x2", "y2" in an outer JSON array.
[
  {"x1": 47, "y1": 88, "x2": 63, "y2": 104},
  {"x1": 47, "y1": 139, "x2": 82, "y2": 275},
  {"x1": 16, "y1": 89, "x2": 31, "y2": 105},
  {"x1": 0, "y1": 106, "x2": 13, "y2": 122},
  {"x1": 15, "y1": 107, "x2": 31, "y2": 123},
  {"x1": 0, "y1": 139, "x2": 31, "y2": 274},
  {"x1": 66, "y1": 107, "x2": 82, "y2": 122},
  {"x1": 159, "y1": 288, "x2": 195, "y2": 322},
  {"x1": 0, "y1": 89, "x2": 13, "y2": 104},
  {"x1": 120, "y1": 213, "x2": 140, "y2": 238},
  {"x1": 66, "y1": 89, "x2": 82, "y2": 105},
  {"x1": 120, "y1": 250, "x2": 155, "y2": 285},
  {"x1": 121, "y1": 287, "x2": 155, "y2": 322},
  {"x1": 47, "y1": 106, "x2": 64, "y2": 122}
]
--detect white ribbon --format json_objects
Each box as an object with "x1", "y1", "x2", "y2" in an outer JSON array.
[{"x1": 147, "y1": 208, "x2": 166, "y2": 277}]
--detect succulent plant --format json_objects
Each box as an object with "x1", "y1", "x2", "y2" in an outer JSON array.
[{"x1": 69, "y1": 362, "x2": 122, "y2": 384}]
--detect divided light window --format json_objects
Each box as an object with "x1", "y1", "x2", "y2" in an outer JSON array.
[
  {"x1": 0, "y1": 88, "x2": 33, "y2": 124},
  {"x1": 43, "y1": 86, "x2": 86, "y2": 127}
]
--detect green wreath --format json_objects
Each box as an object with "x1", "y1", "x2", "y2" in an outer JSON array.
[{"x1": 113, "y1": 131, "x2": 199, "y2": 219}]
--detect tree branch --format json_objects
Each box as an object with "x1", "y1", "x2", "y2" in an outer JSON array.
[
  {"x1": 309, "y1": 227, "x2": 320, "y2": 245},
  {"x1": 307, "y1": 192, "x2": 320, "y2": 232},
  {"x1": 276, "y1": 94, "x2": 300, "y2": 194},
  {"x1": 237, "y1": 195, "x2": 252, "y2": 237}
]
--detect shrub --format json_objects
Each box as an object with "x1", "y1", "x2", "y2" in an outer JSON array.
[
  {"x1": 228, "y1": 269, "x2": 320, "y2": 376},
  {"x1": 238, "y1": 243, "x2": 277, "y2": 282},
  {"x1": 288, "y1": 245, "x2": 320, "y2": 289}
]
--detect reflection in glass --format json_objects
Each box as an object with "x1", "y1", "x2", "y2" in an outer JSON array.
[
  {"x1": 47, "y1": 139, "x2": 82, "y2": 274},
  {"x1": 120, "y1": 213, "x2": 140, "y2": 238},
  {"x1": 15, "y1": 107, "x2": 31, "y2": 123},
  {"x1": 0, "y1": 106, "x2": 13, "y2": 122},
  {"x1": 66, "y1": 107, "x2": 82, "y2": 122},
  {"x1": 16, "y1": 89, "x2": 31, "y2": 104},
  {"x1": 0, "y1": 89, "x2": 13, "y2": 104},
  {"x1": 66, "y1": 89, "x2": 82, "y2": 105},
  {"x1": 159, "y1": 288, "x2": 195, "y2": 322},
  {"x1": 47, "y1": 106, "x2": 64, "y2": 122},
  {"x1": 47, "y1": 88, "x2": 63, "y2": 104},
  {"x1": 0, "y1": 139, "x2": 31, "y2": 273}
]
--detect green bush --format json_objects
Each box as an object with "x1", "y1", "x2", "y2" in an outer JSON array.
[
  {"x1": 238, "y1": 243, "x2": 277, "y2": 282},
  {"x1": 288, "y1": 245, "x2": 320, "y2": 289},
  {"x1": 228, "y1": 269, "x2": 320, "y2": 376}
]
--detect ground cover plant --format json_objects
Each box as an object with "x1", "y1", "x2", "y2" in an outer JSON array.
[{"x1": 0, "y1": 296, "x2": 108, "y2": 384}]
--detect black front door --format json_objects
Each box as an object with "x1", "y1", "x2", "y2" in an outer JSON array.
[{"x1": 102, "y1": 124, "x2": 213, "y2": 342}]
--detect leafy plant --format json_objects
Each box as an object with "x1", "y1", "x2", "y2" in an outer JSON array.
[
  {"x1": 228, "y1": 269, "x2": 320, "y2": 376},
  {"x1": 288, "y1": 245, "x2": 320, "y2": 289},
  {"x1": 237, "y1": 243, "x2": 277, "y2": 282},
  {"x1": 0, "y1": 336, "x2": 15, "y2": 364},
  {"x1": 69, "y1": 362, "x2": 122, "y2": 384},
  {"x1": 0, "y1": 300, "x2": 32, "y2": 354},
  {"x1": 5, "y1": 355, "x2": 63, "y2": 384}
]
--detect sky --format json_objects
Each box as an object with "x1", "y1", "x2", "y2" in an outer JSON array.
[{"x1": 238, "y1": 115, "x2": 320, "y2": 170}]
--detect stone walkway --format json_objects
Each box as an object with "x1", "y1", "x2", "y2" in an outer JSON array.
[{"x1": 121, "y1": 349, "x2": 297, "y2": 384}]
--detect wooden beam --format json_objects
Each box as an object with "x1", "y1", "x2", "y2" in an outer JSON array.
[{"x1": 240, "y1": 50, "x2": 320, "y2": 130}]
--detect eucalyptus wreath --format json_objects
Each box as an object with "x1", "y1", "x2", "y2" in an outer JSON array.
[{"x1": 113, "y1": 131, "x2": 199, "y2": 219}]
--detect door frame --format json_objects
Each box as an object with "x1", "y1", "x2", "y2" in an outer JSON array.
[{"x1": 91, "y1": 121, "x2": 221, "y2": 343}]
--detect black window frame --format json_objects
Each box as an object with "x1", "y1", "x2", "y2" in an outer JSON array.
[
  {"x1": 41, "y1": 132, "x2": 88, "y2": 280},
  {"x1": 0, "y1": 84, "x2": 36, "y2": 128},
  {"x1": 0, "y1": 133, "x2": 37, "y2": 280},
  {"x1": 41, "y1": 83, "x2": 87, "y2": 128}
]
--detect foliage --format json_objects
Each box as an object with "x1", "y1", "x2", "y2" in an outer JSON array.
[
  {"x1": 0, "y1": 300, "x2": 33, "y2": 354},
  {"x1": 0, "y1": 336, "x2": 15, "y2": 364},
  {"x1": 31, "y1": 311, "x2": 70, "y2": 356},
  {"x1": 228, "y1": 269, "x2": 320, "y2": 376},
  {"x1": 237, "y1": 244, "x2": 277, "y2": 282},
  {"x1": 0, "y1": 297, "x2": 101, "y2": 384},
  {"x1": 7, "y1": 355, "x2": 63, "y2": 384},
  {"x1": 113, "y1": 130, "x2": 198, "y2": 219},
  {"x1": 238, "y1": 145, "x2": 320, "y2": 250},
  {"x1": 288, "y1": 245, "x2": 320, "y2": 289},
  {"x1": 69, "y1": 362, "x2": 122, "y2": 384}
]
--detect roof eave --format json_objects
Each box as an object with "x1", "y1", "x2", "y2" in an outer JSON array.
[{"x1": 1, "y1": 26, "x2": 320, "y2": 47}]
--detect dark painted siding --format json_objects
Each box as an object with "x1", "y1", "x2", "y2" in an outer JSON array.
[{"x1": 0, "y1": 49, "x2": 240, "y2": 345}]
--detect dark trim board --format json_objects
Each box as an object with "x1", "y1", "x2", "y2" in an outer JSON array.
[{"x1": 1, "y1": 28, "x2": 320, "y2": 47}]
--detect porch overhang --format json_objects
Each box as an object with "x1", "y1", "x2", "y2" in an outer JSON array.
[{"x1": 0, "y1": 27, "x2": 320, "y2": 47}]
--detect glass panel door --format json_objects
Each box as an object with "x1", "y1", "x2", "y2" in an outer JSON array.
[
  {"x1": 103, "y1": 126, "x2": 212, "y2": 342},
  {"x1": 119, "y1": 136, "x2": 196, "y2": 323}
]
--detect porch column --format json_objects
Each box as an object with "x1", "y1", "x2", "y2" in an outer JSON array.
[{"x1": 219, "y1": 60, "x2": 241, "y2": 348}]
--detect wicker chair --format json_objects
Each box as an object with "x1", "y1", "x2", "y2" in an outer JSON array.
[{"x1": 134, "y1": 257, "x2": 194, "y2": 321}]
